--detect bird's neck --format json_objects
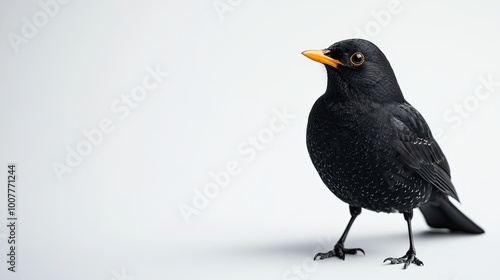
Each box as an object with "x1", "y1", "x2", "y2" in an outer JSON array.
[
  {"x1": 325, "y1": 74, "x2": 405, "y2": 105},
  {"x1": 324, "y1": 76, "x2": 349, "y2": 103}
]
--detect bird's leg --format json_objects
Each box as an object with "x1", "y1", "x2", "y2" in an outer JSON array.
[
  {"x1": 384, "y1": 210, "x2": 424, "y2": 269},
  {"x1": 314, "y1": 205, "x2": 365, "y2": 261}
]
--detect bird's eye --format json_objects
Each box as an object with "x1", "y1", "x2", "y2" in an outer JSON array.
[{"x1": 350, "y1": 52, "x2": 365, "y2": 66}]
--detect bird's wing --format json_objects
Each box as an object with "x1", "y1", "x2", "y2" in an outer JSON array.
[{"x1": 390, "y1": 103, "x2": 459, "y2": 201}]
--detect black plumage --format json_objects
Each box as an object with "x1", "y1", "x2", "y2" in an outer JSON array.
[{"x1": 303, "y1": 38, "x2": 484, "y2": 269}]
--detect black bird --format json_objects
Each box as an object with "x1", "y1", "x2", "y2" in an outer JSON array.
[{"x1": 302, "y1": 38, "x2": 484, "y2": 269}]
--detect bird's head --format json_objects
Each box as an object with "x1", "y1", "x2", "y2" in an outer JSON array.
[{"x1": 302, "y1": 38, "x2": 404, "y2": 103}]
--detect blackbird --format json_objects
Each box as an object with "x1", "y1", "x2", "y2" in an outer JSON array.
[{"x1": 302, "y1": 38, "x2": 484, "y2": 269}]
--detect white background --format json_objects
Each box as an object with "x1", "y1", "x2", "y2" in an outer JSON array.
[{"x1": 0, "y1": 0, "x2": 499, "y2": 279}]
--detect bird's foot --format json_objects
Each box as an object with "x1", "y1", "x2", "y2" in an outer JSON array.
[
  {"x1": 313, "y1": 242, "x2": 365, "y2": 261},
  {"x1": 384, "y1": 249, "x2": 423, "y2": 269}
]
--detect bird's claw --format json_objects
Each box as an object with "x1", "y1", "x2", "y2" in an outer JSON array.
[
  {"x1": 383, "y1": 250, "x2": 423, "y2": 269},
  {"x1": 314, "y1": 243, "x2": 365, "y2": 261}
]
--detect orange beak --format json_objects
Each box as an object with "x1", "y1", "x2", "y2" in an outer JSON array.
[{"x1": 302, "y1": 49, "x2": 344, "y2": 68}]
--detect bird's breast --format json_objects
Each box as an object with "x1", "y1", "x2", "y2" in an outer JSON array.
[{"x1": 306, "y1": 101, "x2": 431, "y2": 212}]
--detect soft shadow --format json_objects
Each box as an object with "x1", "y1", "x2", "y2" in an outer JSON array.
[
  {"x1": 215, "y1": 229, "x2": 482, "y2": 260},
  {"x1": 416, "y1": 229, "x2": 482, "y2": 239},
  {"x1": 218, "y1": 232, "x2": 407, "y2": 258},
  {"x1": 223, "y1": 239, "x2": 320, "y2": 258}
]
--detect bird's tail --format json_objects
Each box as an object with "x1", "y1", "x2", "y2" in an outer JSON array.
[{"x1": 419, "y1": 190, "x2": 484, "y2": 234}]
